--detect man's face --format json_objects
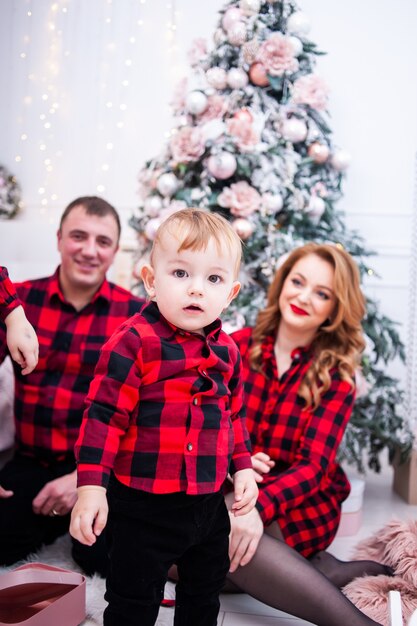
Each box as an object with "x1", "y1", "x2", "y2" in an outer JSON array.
[{"x1": 57, "y1": 204, "x2": 119, "y2": 294}]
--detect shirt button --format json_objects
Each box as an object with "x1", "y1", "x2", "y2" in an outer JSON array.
[
  {"x1": 186, "y1": 443, "x2": 193, "y2": 452},
  {"x1": 193, "y1": 398, "x2": 199, "y2": 405}
]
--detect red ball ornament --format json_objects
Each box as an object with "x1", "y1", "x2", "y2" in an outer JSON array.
[
  {"x1": 249, "y1": 62, "x2": 269, "y2": 87},
  {"x1": 308, "y1": 142, "x2": 330, "y2": 164}
]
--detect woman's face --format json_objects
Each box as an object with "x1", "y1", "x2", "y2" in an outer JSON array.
[{"x1": 278, "y1": 253, "x2": 336, "y2": 338}]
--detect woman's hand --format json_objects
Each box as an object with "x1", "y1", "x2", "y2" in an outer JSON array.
[
  {"x1": 228, "y1": 505, "x2": 264, "y2": 572},
  {"x1": 252, "y1": 452, "x2": 275, "y2": 482}
]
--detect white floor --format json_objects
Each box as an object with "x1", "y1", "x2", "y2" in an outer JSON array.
[{"x1": 210, "y1": 463, "x2": 417, "y2": 626}]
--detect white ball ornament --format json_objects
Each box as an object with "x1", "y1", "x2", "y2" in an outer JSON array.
[
  {"x1": 227, "y1": 21, "x2": 247, "y2": 46},
  {"x1": 282, "y1": 118, "x2": 308, "y2": 143},
  {"x1": 144, "y1": 195, "x2": 163, "y2": 216},
  {"x1": 239, "y1": 0, "x2": 261, "y2": 15},
  {"x1": 305, "y1": 196, "x2": 325, "y2": 219},
  {"x1": 289, "y1": 36, "x2": 303, "y2": 56},
  {"x1": 331, "y1": 149, "x2": 351, "y2": 171},
  {"x1": 227, "y1": 68, "x2": 249, "y2": 89},
  {"x1": 232, "y1": 218, "x2": 254, "y2": 240},
  {"x1": 185, "y1": 91, "x2": 208, "y2": 115},
  {"x1": 287, "y1": 11, "x2": 311, "y2": 36},
  {"x1": 144, "y1": 217, "x2": 162, "y2": 241},
  {"x1": 156, "y1": 172, "x2": 179, "y2": 197},
  {"x1": 206, "y1": 67, "x2": 228, "y2": 90},
  {"x1": 263, "y1": 192, "x2": 284, "y2": 212},
  {"x1": 207, "y1": 152, "x2": 237, "y2": 179},
  {"x1": 222, "y1": 7, "x2": 243, "y2": 31}
]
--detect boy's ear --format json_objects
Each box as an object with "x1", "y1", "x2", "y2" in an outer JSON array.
[
  {"x1": 140, "y1": 264, "x2": 156, "y2": 299},
  {"x1": 223, "y1": 280, "x2": 241, "y2": 310}
]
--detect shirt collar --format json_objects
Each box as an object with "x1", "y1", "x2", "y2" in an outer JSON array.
[{"x1": 47, "y1": 267, "x2": 112, "y2": 307}]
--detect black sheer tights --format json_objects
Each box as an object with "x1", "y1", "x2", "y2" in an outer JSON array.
[
  {"x1": 309, "y1": 550, "x2": 393, "y2": 589},
  {"x1": 225, "y1": 533, "x2": 382, "y2": 626}
]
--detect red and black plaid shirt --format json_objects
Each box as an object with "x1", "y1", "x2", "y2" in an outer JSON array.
[
  {"x1": 0, "y1": 268, "x2": 143, "y2": 463},
  {"x1": 231, "y1": 327, "x2": 352, "y2": 557},
  {"x1": 76, "y1": 301, "x2": 252, "y2": 495},
  {"x1": 0, "y1": 267, "x2": 21, "y2": 321}
]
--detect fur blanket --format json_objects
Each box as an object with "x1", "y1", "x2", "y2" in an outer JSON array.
[
  {"x1": 343, "y1": 519, "x2": 417, "y2": 626},
  {"x1": 0, "y1": 534, "x2": 176, "y2": 626}
]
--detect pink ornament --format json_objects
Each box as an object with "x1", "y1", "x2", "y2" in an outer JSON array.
[
  {"x1": 233, "y1": 108, "x2": 253, "y2": 122},
  {"x1": 232, "y1": 217, "x2": 254, "y2": 240},
  {"x1": 206, "y1": 67, "x2": 228, "y2": 90},
  {"x1": 207, "y1": 152, "x2": 237, "y2": 179},
  {"x1": 222, "y1": 7, "x2": 243, "y2": 31},
  {"x1": 249, "y1": 62, "x2": 269, "y2": 87},
  {"x1": 227, "y1": 21, "x2": 247, "y2": 46},
  {"x1": 305, "y1": 196, "x2": 325, "y2": 219},
  {"x1": 281, "y1": 118, "x2": 308, "y2": 143},
  {"x1": 144, "y1": 195, "x2": 163, "y2": 216},
  {"x1": 308, "y1": 142, "x2": 330, "y2": 164}
]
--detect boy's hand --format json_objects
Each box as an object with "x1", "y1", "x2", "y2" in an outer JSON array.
[
  {"x1": 231, "y1": 468, "x2": 258, "y2": 517},
  {"x1": 251, "y1": 452, "x2": 275, "y2": 482},
  {"x1": 70, "y1": 486, "x2": 108, "y2": 546},
  {"x1": 5, "y1": 306, "x2": 39, "y2": 375}
]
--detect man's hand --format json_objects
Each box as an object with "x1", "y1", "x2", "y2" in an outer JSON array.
[
  {"x1": 5, "y1": 306, "x2": 39, "y2": 375},
  {"x1": 70, "y1": 486, "x2": 108, "y2": 546},
  {"x1": 227, "y1": 494, "x2": 264, "y2": 572},
  {"x1": 32, "y1": 470, "x2": 78, "y2": 516},
  {"x1": 230, "y1": 467, "x2": 258, "y2": 517},
  {"x1": 0, "y1": 485, "x2": 13, "y2": 498}
]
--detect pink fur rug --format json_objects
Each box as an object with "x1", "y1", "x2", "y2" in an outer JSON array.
[{"x1": 343, "y1": 519, "x2": 417, "y2": 625}]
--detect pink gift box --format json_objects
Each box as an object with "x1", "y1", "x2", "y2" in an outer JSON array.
[{"x1": 0, "y1": 562, "x2": 86, "y2": 626}]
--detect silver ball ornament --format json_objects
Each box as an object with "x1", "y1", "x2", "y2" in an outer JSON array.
[
  {"x1": 227, "y1": 68, "x2": 249, "y2": 89},
  {"x1": 287, "y1": 11, "x2": 311, "y2": 36},
  {"x1": 144, "y1": 195, "x2": 163, "y2": 216},
  {"x1": 156, "y1": 172, "x2": 179, "y2": 197},
  {"x1": 207, "y1": 152, "x2": 237, "y2": 179},
  {"x1": 282, "y1": 118, "x2": 308, "y2": 143},
  {"x1": 185, "y1": 91, "x2": 208, "y2": 115},
  {"x1": 331, "y1": 149, "x2": 351, "y2": 171},
  {"x1": 227, "y1": 21, "x2": 247, "y2": 47}
]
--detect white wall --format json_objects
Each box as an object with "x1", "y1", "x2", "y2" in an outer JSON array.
[{"x1": 1, "y1": 0, "x2": 416, "y2": 386}]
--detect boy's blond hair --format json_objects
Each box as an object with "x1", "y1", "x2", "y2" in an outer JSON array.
[{"x1": 151, "y1": 208, "x2": 243, "y2": 278}]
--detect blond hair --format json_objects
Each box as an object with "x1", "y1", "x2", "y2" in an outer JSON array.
[
  {"x1": 151, "y1": 208, "x2": 243, "y2": 278},
  {"x1": 250, "y1": 243, "x2": 366, "y2": 409}
]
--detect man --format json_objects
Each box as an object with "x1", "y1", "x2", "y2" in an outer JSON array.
[{"x1": 0, "y1": 196, "x2": 144, "y2": 576}]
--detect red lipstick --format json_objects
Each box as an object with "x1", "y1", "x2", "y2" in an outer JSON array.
[{"x1": 290, "y1": 304, "x2": 309, "y2": 316}]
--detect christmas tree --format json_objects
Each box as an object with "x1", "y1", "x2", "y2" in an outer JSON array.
[{"x1": 130, "y1": 0, "x2": 413, "y2": 472}]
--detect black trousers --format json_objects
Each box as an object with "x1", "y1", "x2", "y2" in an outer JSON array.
[
  {"x1": 104, "y1": 478, "x2": 230, "y2": 626},
  {"x1": 0, "y1": 452, "x2": 108, "y2": 576}
]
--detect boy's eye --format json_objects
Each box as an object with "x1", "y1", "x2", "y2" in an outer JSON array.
[
  {"x1": 173, "y1": 269, "x2": 188, "y2": 278},
  {"x1": 208, "y1": 275, "x2": 221, "y2": 284}
]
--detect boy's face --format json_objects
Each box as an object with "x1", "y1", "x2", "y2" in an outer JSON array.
[{"x1": 141, "y1": 231, "x2": 240, "y2": 334}]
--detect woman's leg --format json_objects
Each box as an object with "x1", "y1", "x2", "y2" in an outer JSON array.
[
  {"x1": 226, "y1": 532, "x2": 382, "y2": 626},
  {"x1": 266, "y1": 523, "x2": 391, "y2": 589}
]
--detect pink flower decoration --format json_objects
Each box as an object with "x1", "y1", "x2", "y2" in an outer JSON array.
[
  {"x1": 226, "y1": 118, "x2": 260, "y2": 151},
  {"x1": 199, "y1": 95, "x2": 228, "y2": 122},
  {"x1": 218, "y1": 181, "x2": 262, "y2": 217},
  {"x1": 170, "y1": 77, "x2": 188, "y2": 114},
  {"x1": 292, "y1": 74, "x2": 330, "y2": 111},
  {"x1": 187, "y1": 38, "x2": 208, "y2": 67},
  {"x1": 257, "y1": 33, "x2": 299, "y2": 76},
  {"x1": 169, "y1": 126, "x2": 206, "y2": 164}
]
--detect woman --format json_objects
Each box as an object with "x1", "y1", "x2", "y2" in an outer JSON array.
[
  {"x1": 224, "y1": 243, "x2": 390, "y2": 623},
  {"x1": 169, "y1": 243, "x2": 389, "y2": 626}
]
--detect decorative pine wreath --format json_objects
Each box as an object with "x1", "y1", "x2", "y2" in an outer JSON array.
[{"x1": 0, "y1": 165, "x2": 22, "y2": 219}]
